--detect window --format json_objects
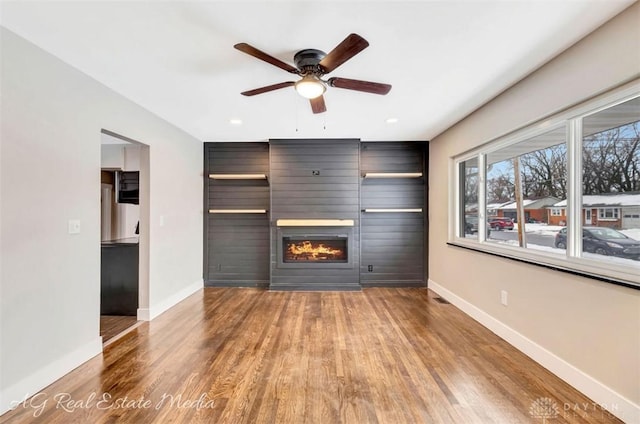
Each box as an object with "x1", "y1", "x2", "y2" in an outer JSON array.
[
  {"x1": 582, "y1": 97, "x2": 639, "y2": 268},
  {"x1": 452, "y1": 85, "x2": 640, "y2": 288},
  {"x1": 484, "y1": 126, "x2": 566, "y2": 254},
  {"x1": 597, "y1": 208, "x2": 620, "y2": 220},
  {"x1": 459, "y1": 158, "x2": 479, "y2": 240}
]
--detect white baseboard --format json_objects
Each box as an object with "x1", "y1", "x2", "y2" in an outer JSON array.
[
  {"x1": 428, "y1": 279, "x2": 639, "y2": 423},
  {"x1": 137, "y1": 307, "x2": 150, "y2": 321},
  {"x1": 0, "y1": 337, "x2": 102, "y2": 415},
  {"x1": 138, "y1": 279, "x2": 203, "y2": 321},
  {"x1": 1, "y1": 280, "x2": 204, "y2": 416}
]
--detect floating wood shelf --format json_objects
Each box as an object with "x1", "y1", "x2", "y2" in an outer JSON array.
[
  {"x1": 276, "y1": 219, "x2": 355, "y2": 227},
  {"x1": 363, "y1": 172, "x2": 423, "y2": 179},
  {"x1": 209, "y1": 209, "x2": 267, "y2": 214},
  {"x1": 362, "y1": 208, "x2": 423, "y2": 213},
  {"x1": 209, "y1": 174, "x2": 267, "y2": 180}
]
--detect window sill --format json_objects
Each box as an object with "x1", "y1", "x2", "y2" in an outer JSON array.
[{"x1": 447, "y1": 239, "x2": 640, "y2": 290}]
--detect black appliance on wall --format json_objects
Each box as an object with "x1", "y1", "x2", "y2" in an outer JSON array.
[{"x1": 116, "y1": 171, "x2": 139, "y2": 205}]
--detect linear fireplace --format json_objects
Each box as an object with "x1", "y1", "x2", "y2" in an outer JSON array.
[
  {"x1": 276, "y1": 222, "x2": 354, "y2": 269},
  {"x1": 283, "y1": 236, "x2": 348, "y2": 263}
]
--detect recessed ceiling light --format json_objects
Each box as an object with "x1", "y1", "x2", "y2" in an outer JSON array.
[
  {"x1": 229, "y1": 119, "x2": 243, "y2": 125},
  {"x1": 385, "y1": 118, "x2": 399, "y2": 124}
]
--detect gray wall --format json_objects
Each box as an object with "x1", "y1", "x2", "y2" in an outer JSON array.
[
  {"x1": 360, "y1": 142, "x2": 426, "y2": 286},
  {"x1": 203, "y1": 140, "x2": 427, "y2": 290},
  {"x1": 204, "y1": 143, "x2": 270, "y2": 286},
  {"x1": 269, "y1": 140, "x2": 361, "y2": 290}
]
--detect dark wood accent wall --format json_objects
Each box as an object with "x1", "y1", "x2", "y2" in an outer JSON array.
[
  {"x1": 269, "y1": 140, "x2": 361, "y2": 290},
  {"x1": 204, "y1": 143, "x2": 270, "y2": 287},
  {"x1": 360, "y1": 142, "x2": 426, "y2": 287},
  {"x1": 203, "y1": 140, "x2": 427, "y2": 290}
]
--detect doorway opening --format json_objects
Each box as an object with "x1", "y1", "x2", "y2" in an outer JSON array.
[{"x1": 100, "y1": 130, "x2": 150, "y2": 344}]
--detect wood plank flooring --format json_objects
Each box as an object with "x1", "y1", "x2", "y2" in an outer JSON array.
[
  {"x1": 100, "y1": 315, "x2": 138, "y2": 344},
  {"x1": 1, "y1": 288, "x2": 622, "y2": 423}
]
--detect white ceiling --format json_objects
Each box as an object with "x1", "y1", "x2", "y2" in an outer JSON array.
[{"x1": 0, "y1": 1, "x2": 634, "y2": 142}]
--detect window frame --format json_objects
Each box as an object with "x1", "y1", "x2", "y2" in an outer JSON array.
[
  {"x1": 597, "y1": 208, "x2": 619, "y2": 220},
  {"x1": 449, "y1": 80, "x2": 640, "y2": 289},
  {"x1": 550, "y1": 208, "x2": 563, "y2": 217}
]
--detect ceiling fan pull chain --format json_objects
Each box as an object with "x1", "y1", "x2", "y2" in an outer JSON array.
[{"x1": 295, "y1": 97, "x2": 300, "y2": 133}]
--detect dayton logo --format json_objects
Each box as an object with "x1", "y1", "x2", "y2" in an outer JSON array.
[{"x1": 529, "y1": 397, "x2": 559, "y2": 422}]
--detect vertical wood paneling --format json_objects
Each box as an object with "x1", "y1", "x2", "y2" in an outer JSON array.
[
  {"x1": 360, "y1": 142, "x2": 427, "y2": 287},
  {"x1": 204, "y1": 142, "x2": 270, "y2": 287},
  {"x1": 270, "y1": 140, "x2": 361, "y2": 290}
]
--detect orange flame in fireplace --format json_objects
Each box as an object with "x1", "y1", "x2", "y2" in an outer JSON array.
[{"x1": 288, "y1": 241, "x2": 343, "y2": 260}]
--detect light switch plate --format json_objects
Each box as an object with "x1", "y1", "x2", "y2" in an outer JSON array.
[{"x1": 68, "y1": 219, "x2": 81, "y2": 234}]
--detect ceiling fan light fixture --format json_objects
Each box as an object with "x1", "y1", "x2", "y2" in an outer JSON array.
[
  {"x1": 235, "y1": 34, "x2": 390, "y2": 113},
  {"x1": 295, "y1": 75, "x2": 326, "y2": 99}
]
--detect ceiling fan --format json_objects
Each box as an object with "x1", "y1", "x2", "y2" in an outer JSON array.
[{"x1": 234, "y1": 33, "x2": 391, "y2": 114}]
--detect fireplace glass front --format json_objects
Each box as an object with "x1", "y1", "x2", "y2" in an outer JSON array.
[{"x1": 282, "y1": 236, "x2": 348, "y2": 263}]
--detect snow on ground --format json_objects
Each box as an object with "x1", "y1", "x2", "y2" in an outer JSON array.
[
  {"x1": 511, "y1": 223, "x2": 640, "y2": 240},
  {"x1": 530, "y1": 244, "x2": 640, "y2": 266},
  {"x1": 513, "y1": 223, "x2": 565, "y2": 235},
  {"x1": 492, "y1": 223, "x2": 640, "y2": 267},
  {"x1": 621, "y1": 228, "x2": 640, "y2": 240}
]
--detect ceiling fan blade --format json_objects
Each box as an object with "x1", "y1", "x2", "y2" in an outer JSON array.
[
  {"x1": 241, "y1": 81, "x2": 295, "y2": 96},
  {"x1": 328, "y1": 77, "x2": 391, "y2": 95},
  {"x1": 318, "y1": 33, "x2": 369, "y2": 74},
  {"x1": 310, "y1": 95, "x2": 327, "y2": 114},
  {"x1": 234, "y1": 43, "x2": 299, "y2": 74}
]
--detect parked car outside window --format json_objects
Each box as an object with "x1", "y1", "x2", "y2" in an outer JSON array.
[
  {"x1": 465, "y1": 215, "x2": 478, "y2": 233},
  {"x1": 554, "y1": 227, "x2": 640, "y2": 260},
  {"x1": 464, "y1": 215, "x2": 491, "y2": 237},
  {"x1": 488, "y1": 217, "x2": 514, "y2": 230}
]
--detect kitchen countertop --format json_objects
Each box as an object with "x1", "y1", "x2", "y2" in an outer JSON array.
[{"x1": 101, "y1": 237, "x2": 139, "y2": 245}]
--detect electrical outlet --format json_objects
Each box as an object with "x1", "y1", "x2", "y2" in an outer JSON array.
[
  {"x1": 368, "y1": 265, "x2": 373, "y2": 272},
  {"x1": 501, "y1": 290, "x2": 508, "y2": 306}
]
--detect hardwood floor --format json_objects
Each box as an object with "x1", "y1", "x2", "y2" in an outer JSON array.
[
  {"x1": 100, "y1": 315, "x2": 139, "y2": 344},
  {"x1": 1, "y1": 288, "x2": 621, "y2": 423}
]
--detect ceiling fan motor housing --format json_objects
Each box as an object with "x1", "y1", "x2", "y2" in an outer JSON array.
[{"x1": 294, "y1": 49, "x2": 327, "y2": 73}]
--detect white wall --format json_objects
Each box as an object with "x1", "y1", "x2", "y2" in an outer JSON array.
[
  {"x1": 429, "y1": 4, "x2": 640, "y2": 422},
  {"x1": 100, "y1": 144, "x2": 125, "y2": 169},
  {"x1": 121, "y1": 144, "x2": 141, "y2": 239},
  {"x1": 0, "y1": 28, "x2": 203, "y2": 413}
]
